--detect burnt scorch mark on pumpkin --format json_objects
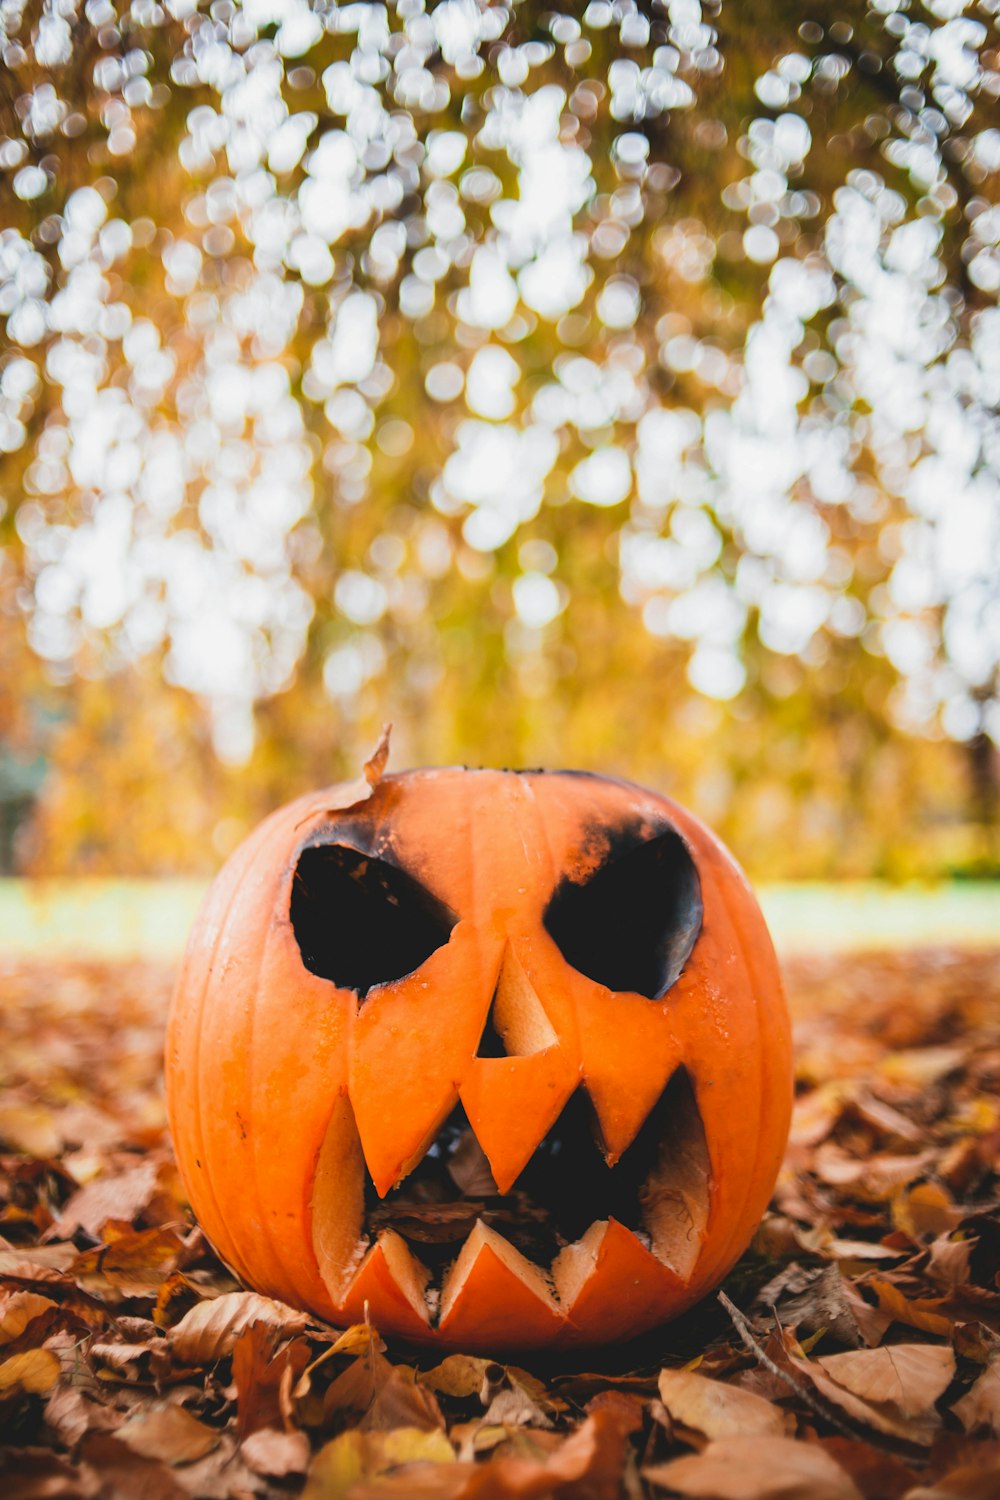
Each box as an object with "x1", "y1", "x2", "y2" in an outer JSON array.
[
  {"x1": 290, "y1": 843, "x2": 456, "y2": 996},
  {"x1": 544, "y1": 820, "x2": 703, "y2": 1000}
]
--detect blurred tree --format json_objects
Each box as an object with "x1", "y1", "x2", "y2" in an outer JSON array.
[{"x1": 0, "y1": 0, "x2": 997, "y2": 876}]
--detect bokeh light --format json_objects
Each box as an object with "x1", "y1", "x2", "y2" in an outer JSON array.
[{"x1": 0, "y1": 0, "x2": 998, "y2": 877}]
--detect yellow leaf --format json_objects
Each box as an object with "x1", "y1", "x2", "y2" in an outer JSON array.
[
  {"x1": 0, "y1": 1291, "x2": 57, "y2": 1344},
  {"x1": 0, "y1": 1348, "x2": 60, "y2": 1394}
]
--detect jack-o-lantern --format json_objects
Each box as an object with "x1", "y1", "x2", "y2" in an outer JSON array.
[{"x1": 165, "y1": 738, "x2": 791, "y2": 1351}]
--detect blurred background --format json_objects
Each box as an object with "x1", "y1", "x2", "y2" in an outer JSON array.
[{"x1": 1, "y1": 0, "x2": 998, "y2": 887}]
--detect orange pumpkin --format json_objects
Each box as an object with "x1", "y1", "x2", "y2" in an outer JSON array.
[{"x1": 165, "y1": 742, "x2": 791, "y2": 1351}]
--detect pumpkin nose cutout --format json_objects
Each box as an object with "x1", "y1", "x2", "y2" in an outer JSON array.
[{"x1": 476, "y1": 945, "x2": 558, "y2": 1059}]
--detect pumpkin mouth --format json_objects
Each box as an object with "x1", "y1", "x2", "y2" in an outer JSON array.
[{"x1": 310, "y1": 1068, "x2": 712, "y2": 1340}]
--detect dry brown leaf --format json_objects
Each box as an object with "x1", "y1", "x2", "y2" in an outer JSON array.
[
  {"x1": 903, "y1": 1464, "x2": 1000, "y2": 1500},
  {"x1": 927, "y1": 1234, "x2": 976, "y2": 1289},
  {"x1": 117, "y1": 1403, "x2": 221, "y2": 1465},
  {"x1": 44, "y1": 1382, "x2": 124, "y2": 1446},
  {"x1": 168, "y1": 1290, "x2": 309, "y2": 1364},
  {"x1": 89, "y1": 1338, "x2": 171, "y2": 1383},
  {"x1": 419, "y1": 1355, "x2": 492, "y2": 1398},
  {"x1": 893, "y1": 1182, "x2": 963, "y2": 1242},
  {"x1": 0, "y1": 1241, "x2": 78, "y2": 1275},
  {"x1": 644, "y1": 1434, "x2": 865, "y2": 1499},
  {"x1": 0, "y1": 1100, "x2": 62, "y2": 1158},
  {"x1": 868, "y1": 1278, "x2": 954, "y2": 1337},
  {"x1": 323, "y1": 1336, "x2": 395, "y2": 1421},
  {"x1": 755, "y1": 1264, "x2": 890, "y2": 1349},
  {"x1": 784, "y1": 1339, "x2": 947, "y2": 1447},
  {"x1": 56, "y1": 1158, "x2": 162, "y2": 1239},
  {"x1": 0, "y1": 1347, "x2": 61, "y2": 1394},
  {"x1": 584, "y1": 1389, "x2": 646, "y2": 1434},
  {"x1": 241, "y1": 1426, "x2": 311, "y2": 1476},
  {"x1": 232, "y1": 1320, "x2": 310, "y2": 1437},
  {"x1": 789, "y1": 1083, "x2": 848, "y2": 1148},
  {"x1": 72, "y1": 1225, "x2": 186, "y2": 1299},
  {"x1": 0, "y1": 1290, "x2": 58, "y2": 1343},
  {"x1": 365, "y1": 1366, "x2": 447, "y2": 1434},
  {"x1": 952, "y1": 1359, "x2": 1000, "y2": 1436},
  {"x1": 0, "y1": 1447, "x2": 85, "y2": 1500},
  {"x1": 814, "y1": 1145, "x2": 939, "y2": 1199},
  {"x1": 796, "y1": 1226, "x2": 904, "y2": 1262},
  {"x1": 481, "y1": 1382, "x2": 553, "y2": 1432},
  {"x1": 657, "y1": 1366, "x2": 789, "y2": 1442},
  {"x1": 816, "y1": 1343, "x2": 955, "y2": 1418},
  {"x1": 878, "y1": 1046, "x2": 967, "y2": 1089},
  {"x1": 814, "y1": 1436, "x2": 918, "y2": 1500},
  {"x1": 78, "y1": 1431, "x2": 188, "y2": 1500},
  {"x1": 456, "y1": 1409, "x2": 634, "y2": 1500}
]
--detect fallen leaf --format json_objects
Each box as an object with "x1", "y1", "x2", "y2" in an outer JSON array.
[
  {"x1": 879, "y1": 1046, "x2": 967, "y2": 1090},
  {"x1": 782, "y1": 1338, "x2": 947, "y2": 1447},
  {"x1": 56, "y1": 1158, "x2": 161, "y2": 1238},
  {"x1": 419, "y1": 1354, "x2": 491, "y2": 1398},
  {"x1": 0, "y1": 1101, "x2": 62, "y2": 1158},
  {"x1": 868, "y1": 1278, "x2": 954, "y2": 1337},
  {"x1": 481, "y1": 1382, "x2": 553, "y2": 1432},
  {"x1": 796, "y1": 1227, "x2": 904, "y2": 1262},
  {"x1": 241, "y1": 1426, "x2": 311, "y2": 1476},
  {"x1": 461, "y1": 1409, "x2": 633, "y2": 1500},
  {"x1": 168, "y1": 1290, "x2": 309, "y2": 1364},
  {"x1": 71, "y1": 1225, "x2": 185, "y2": 1297},
  {"x1": 365, "y1": 1366, "x2": 446, "y2": 1433},
  {"x1": 89, "y1": 1338, "x2": 171, "y2": 1383},
  {"x1": 0, "y1": 1447, "x2": 84, "y2": 1500},
  {"x1": 893, "y1": 1182, "x2": 962, "y2": 1242},
  {"x1": 0, "y1": 1347, "x2": 60, "y2": 1394},
  {"x1": 816, "y1": 1343, "x2": 955, "y2": 1418},
  {"x1": 304, "y1": 1426, "x2": 455, "y2": 1500},
  {"x1": 815, "y1": 1437, "x2": 918, "y2": 1500},
  {"x1": 657, "y1": 1366, "x2": 789, "y2": 1441},
  {"x1": 0, "y1": 1290, "x2": 58, "y2": 1343},
  {"x1": 232, "y1": 1320, "x2": 310, "y2": 1437},
  {"x1": 323, "y1": 1335, "x2": 395, "y2": 1421},
  {"x1": 78, "y1": 1431, "x2": 188, "y2": 1500},
  {"x1": 902, "y1": 1463, "x2": 1000, "y2": 1500},
  {"x1": 117, "y1": 1403, "x2": 221, "y2": 1464},
  {"x1": 952, "y1": 1359, "x2": 1000, "y2": 1436},
  {"x1": 584, "y1": 1389, "x2": 646, "y2": 1434},
  {"x1": 644, "y1": 1434, "x2": 864, "y2": 1499},
  {"x1": 44, "y1": 1382, "x2": 123, "y2": 1446},
  {"x1": 755, "y1": 1264, "x2": 889, "y2": 1348}
]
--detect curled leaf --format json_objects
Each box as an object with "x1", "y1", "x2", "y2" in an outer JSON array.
[{"x1": 168, "y1": 1291, "x2": 309, "y2": 1365}]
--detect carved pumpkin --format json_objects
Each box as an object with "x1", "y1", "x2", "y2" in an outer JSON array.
[{"x1": 165, "y1": 746, "x2": 791, "y2": 1351}]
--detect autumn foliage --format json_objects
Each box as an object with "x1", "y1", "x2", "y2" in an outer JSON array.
[{"x1": 1, "y1": 947, "x2": 998, "y2": 1497}]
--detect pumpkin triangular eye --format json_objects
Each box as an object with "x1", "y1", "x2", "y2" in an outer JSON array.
[
  {"x1": 290, "y1": 843, "x2": 457, "y2": 996},
  {"x1": 543, "y1": 824, "x2": 702, "y2": 1000}
]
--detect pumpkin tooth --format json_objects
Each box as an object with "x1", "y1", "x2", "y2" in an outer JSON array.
[
  {"x1": 553, "y1": 1218, "x2": 689, "y2": 1344},
  {"x1": 459, "y1": 1052, "x2": 578, "y2": 1195},
  {"x1": 437, "y1": 1220, "x2": 565, "y2": 1348},
  {"x1": 339, "y1": 1230, "x2": 432, "y2": 1338}
]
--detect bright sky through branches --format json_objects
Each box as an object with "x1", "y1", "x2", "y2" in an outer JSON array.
[{"x1": 0, "y1": 0, "x2": 998, "y2": 790}]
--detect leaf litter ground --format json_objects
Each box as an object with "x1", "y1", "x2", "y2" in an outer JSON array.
[{"x1": 0, "y1": 948, "x2": 998, "y2": 1499}]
